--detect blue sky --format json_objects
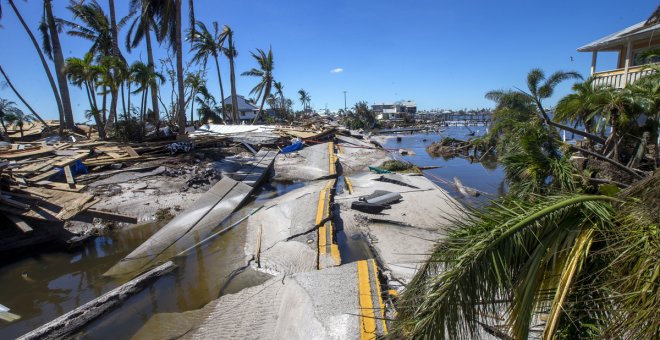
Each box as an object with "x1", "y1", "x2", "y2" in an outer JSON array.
[{"x1": 0, "y1": 0, "x2": 657, "y2": 122}]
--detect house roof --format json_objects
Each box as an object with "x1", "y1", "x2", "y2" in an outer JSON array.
[
  {"x1": 222, "y1": 95, "x2": 258, "y2": 112},
  {"x1": 578, "y1": 10, "x2": 660, "y2": 52}
]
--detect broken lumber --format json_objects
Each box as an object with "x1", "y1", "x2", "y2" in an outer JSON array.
[{"x1": 17, "y1": 261, "x2": 176, "y2": 340}]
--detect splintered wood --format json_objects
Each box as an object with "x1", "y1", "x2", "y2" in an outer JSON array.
[{"x1": 0, "y1": 141, "x2": 145, "y2": 232}]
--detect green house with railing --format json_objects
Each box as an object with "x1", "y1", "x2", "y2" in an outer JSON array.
[{"x1": 578, "y1": 7, "x2": 659, "y2": 88}]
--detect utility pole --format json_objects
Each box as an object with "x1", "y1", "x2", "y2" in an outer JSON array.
[{"x1": 343, "y1": 91, "x2": 347, "y2": 112}]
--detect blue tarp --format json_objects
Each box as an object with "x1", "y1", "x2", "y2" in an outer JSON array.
[
  {"x1": 49, "y1": 160, "x2": 88, "y2": 181},
  {"x1": 281, "y1": 139, "x2": 303, "y2": 154}
]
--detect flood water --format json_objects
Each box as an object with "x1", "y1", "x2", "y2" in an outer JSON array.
[
  {"x1": 379, "y1": 126, "x2": 506, "y2": 204},
  {"x1": 0, "y1": 181, "x2": 303, "y2": 339},
  {"x1": 0, "y1": 126, "x2": 504, "y2": 338}
]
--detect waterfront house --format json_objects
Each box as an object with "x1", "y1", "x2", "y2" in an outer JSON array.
[
  {"x1": 220, "y1": 95, "x2": 274, "y2": 123},
  {"x1": 577, "y1": 7, "x2": 659, "y2": 88},
  {"x1": 372, "y1": 100, "x2": 417, "y2": 120}
]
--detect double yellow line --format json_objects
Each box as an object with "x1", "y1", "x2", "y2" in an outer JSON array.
[{"x1": 357, "y1": 259, "x2": 388, "y2": 339}]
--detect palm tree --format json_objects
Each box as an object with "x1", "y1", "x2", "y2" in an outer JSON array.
[
  {"x1": 64, "y1": 53, "x2": 106, "y2": 139},
  {"x1": 273, "y1": 81, "x2": 284, "y2": 112},
  {"x1": 7, "y1": 0, "x2": 63, "y2": 134},
  {"x1": 41, "y1": 0, "x2": 75, "y2": 130},
  {"x1": 0, "y1": 65, "x2": 51, "y2": 132},
  {"x1": 10, "y1": 110, "x2": 34, "y2": 139},
  {"x1": 65, "y1": 0, "x2": 129, "y2": 132},
  {"x1": 298, "y1": 89, "x2": 310, "y2": 113},
  {"x1": 555, "y1": 78, "x2": 607, "y2": 150},
  {"x1": 184, "y1": 72, "x2": 204, "y2": 124},
  {"x1": 591, "y1": 87, "x2": 639, "y2": 161},
  {"x1": 221, "y1": 25, "x2": 239, "y2": 123},
  {"x1": 241, "y1": 47, "x2": 274, "y2": 124},
  {"x1": 189, "y1": 21, "x2": 226, "y2": 121},
  {"x1": 126, "y1": 0, "x2": 161, "y2": 123},
  {"x1": 130, "y1": 60, "x2": 165, "y2": 134},
  {"x1": 0, "y1": 98, "x2": 22, "y2": 141}
]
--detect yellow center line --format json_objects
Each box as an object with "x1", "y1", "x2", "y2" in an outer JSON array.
[
  {"x1": 370, "y1": 259, "x2": 388, "y2": 334},
  {"x1": 344, "y1": 176, "x2": 354, "y2": 194},
  {"x1": 328, "y1": 142, "x2": 336, "y2": 175},
  {"x1": 357, "y1": 260, "x2": 376, "y2": 339}
]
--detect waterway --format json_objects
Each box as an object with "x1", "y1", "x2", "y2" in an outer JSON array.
[{"x1": 0, "y1": 126, "x2": 505, "y2": 338}]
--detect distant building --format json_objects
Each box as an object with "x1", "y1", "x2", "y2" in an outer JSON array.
[
  {"x1": 578, "y1": 7, "x2": 659, "y2": 88},
  {"x1": 372, "y1": 100, "x2": 417, "y2": 120},
  {"x1": 222, "y1": 95, "x2": 273, "y2": 122}
]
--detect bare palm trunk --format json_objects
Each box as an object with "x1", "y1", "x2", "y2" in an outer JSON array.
[
  {"x1": 145, "y1": 29, "x2": 160, "y2": 123},
  {"x1": 190, "y1": 90, "x2": 195, "y2": 125},
  {"x1": 252, "y1": 84, "x2": 270, "y2": 125},
  {"x1": 228, "y1": 52, "x2": 238, "y2": 124},
  {"x1": 45, "y1": 0, "x2": 75, "y2": 130},
  {"x1": 212, "y1": 54, "x2": 226, "y2": 121},
  {"x1": 86, "y1": 81, "x2": 106, "y2": 139},
  {"x1": 108, "y1": 0, "x2": 120, "y2": 57},
  {"x1": 0, "y1": 65, "x2": 51, "y2": 132},
  {"x1": 106, "y1": 87, "x2": 119, "y2": 134},
  {"x1": 101, "y1": 89, "x2": 107, "y2": 124},
  {"x1": 121, "y1": 82, "x2": 127, "y2": 119},
  {"x1": 175, "y1": 0, "x2": 187, "y2": 138},
  {"x1": 10, "y1": 0, "x2": 60, "y2": 134}
]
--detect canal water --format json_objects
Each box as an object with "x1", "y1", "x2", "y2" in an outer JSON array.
[{"x1": 0, "y1": 126, "x2": 505, "y2": 338}]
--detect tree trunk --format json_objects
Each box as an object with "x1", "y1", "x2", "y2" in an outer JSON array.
[
  {"x1": 0, "y1": 119, "x2": 9, "y2": 142},
  {"x1": 212, "y1": 54, "x2": 226, "y2": 121},
  {"x1": 252, "y1": 84, "x2": 270, "y2": 125},
  {"x1": 108, "y1": 0, "x2": 120, "y2": 58},
  {"x1": 569, "y1": 145, "x2": 643, "y2": 180},
  {"x1": 0, "y1": 65, "x2": 51, "y2": 133},
  {"x1": 121, "y1": 82, "x2": 127, "y2": 119},
  {"x1": 86, "y1": 81, "x2": 106, "y2": 139},
  {"x1": 228, "y1": 44, "x2": 239, "y2": 123},
  {"x1": 44, "y1": 0, "x2": 75, "y2": 130},
  {"x1": 547, "y1": 120, "x2": 606, "y2": 145},
  {"x1": 106, "y1": 85, "x2": 119, "y2": 134},
  {"x1": 190, "y1": 90, "x2": 195, "y2": 125},
  {"x1": 9, "y1": 0, "x2": 62, "y2": 135},
  {"x1": 175, "y1": 0, "x2": 187, "y2": 138},
  {"x1": 145, "y1": 28, "x2": 160, "y2": 123},
  {"x1": 101, "y1": 88, "x2": 107, "y2": 124}
]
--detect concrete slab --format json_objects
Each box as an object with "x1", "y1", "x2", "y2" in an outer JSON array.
[
  {"x1": 245, "y1": 180, "x2": 332, "y2": 275},
  {"x1": 104, "y1": 177, "x2": 253, "y2": 277},
  {"x1": 188, "y1": 264, "x2": 361, "y2": 340},
  {"x1": 273, "y1": 142, "x2": 336, "y2": 182},
  {"x1": 337, "y1": 172, "x2": 463, "y2": 286},
  {"x1": 335, "y1": 138, "x2": 392, "y2": 175}
]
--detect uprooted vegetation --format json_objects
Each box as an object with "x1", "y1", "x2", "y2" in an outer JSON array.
[{"x1": 377, "y1": 160, "x2": 421, "y2": 174}]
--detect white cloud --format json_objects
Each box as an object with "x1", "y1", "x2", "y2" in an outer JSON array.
[{"x1": 330, "y1": 68, "x2": 344, "y2": 73}]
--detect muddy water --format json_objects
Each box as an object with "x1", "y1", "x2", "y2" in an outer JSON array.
[{"x1": 0, "y1": 181, "x2": 303, "y2": 339}]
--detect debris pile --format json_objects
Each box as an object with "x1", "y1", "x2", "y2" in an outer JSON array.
[{"x1": 426, "y1": 137, "x2": 472, "y2": 157}]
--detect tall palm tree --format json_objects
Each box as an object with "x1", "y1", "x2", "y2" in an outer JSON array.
[
  {"x1": 0, "y1": 65, "x2": 51, "y2": 132},
  {"x1": 241, "y1": 47, "x2": 274, "y2": 124},
  {"x1": 126, "y1": 0, "x2": 160, "y2": 123},
  {"x1": 7, "y1": 0, "x2": 63, "y2": 134},
  {"x1": 273, "y1": 81, "x2": 285, "y2": 112},
  {"x1": 41, "y1": 0, "x2": 75, "y2": 130},
  {"x1": 591, "y1": 87, "x2": 638, "y2": 160},
  {"x1": 65, "y1": 0, "x2": 129, "y2": 133},
  {"x1": 9, "y1": 109, "x2": 34, "y2": 139},
  {"x1": 189, "y1": 21, "x2": 227, "y2": 121},
  {"x1": 64, "y1": 53, "x2": 106, "y2": 139},
  {"x1": 221, "y1": 25, "x2": 239, "y2": 124},
  {"x1": 130, "y1": 60, "x2": 165, "y2": 130}
]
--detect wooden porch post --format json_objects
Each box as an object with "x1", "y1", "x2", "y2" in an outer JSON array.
[
  {"x1": 622, "y1": 40, "x2": 633, "y2": 86},
  {"x1": 590, "y1": 51, "x2": 598, "y2": 76}
]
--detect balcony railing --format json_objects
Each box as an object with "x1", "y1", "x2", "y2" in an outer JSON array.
[{"x1": 592, "y1": 65, "x2": 657, "y2": 89}]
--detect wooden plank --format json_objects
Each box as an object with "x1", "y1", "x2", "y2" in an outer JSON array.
[
  {"x1": 52, "y1": 152, "x2": 89, "y2": 167},
  {"x1": 106, "y1": 152, "x2": 124, "y2": 159},
  {"x1": 0, "y1": 196, "x2": 31, "y2": 210},
  {"x1": 83, "y1": 156, "x2": 141, "y2": 166},
  {"x1": 84, "y1": 209, "x2": 138, "y2": 224},
  {"x1": 27, "y1": 169, "x2": 60, "y2": 183},
  {"x1": 64, "y1": 165, "x2": 75, "y2": 188},
  {"x1": 7, "y1": 214, "x2": 33, "y2": 233},
  {"x1": 124, "y1": 146, "x2": 139, "y2": 157},
  {"x1": 33, "y1": 181, "x2": 86, "y2": 192},
  {"x1": 0, "y1": 147, "x2": 53, "y2": 160}
]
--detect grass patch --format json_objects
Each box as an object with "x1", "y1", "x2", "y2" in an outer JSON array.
[{"x1": 378, "y1": 160, "x2": 422, "y2": 174}]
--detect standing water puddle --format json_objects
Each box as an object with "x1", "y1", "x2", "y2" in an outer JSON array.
[{"x1": 0, "y1": 180, "x2": 304, "y2": 339}]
